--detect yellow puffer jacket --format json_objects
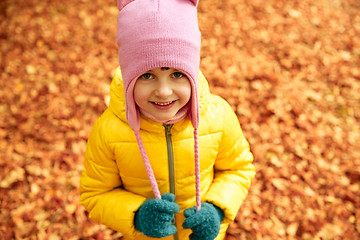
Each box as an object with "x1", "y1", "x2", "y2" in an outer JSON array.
[{"x1": 79, "y1": 68, "x2": 255, "y2": 240}]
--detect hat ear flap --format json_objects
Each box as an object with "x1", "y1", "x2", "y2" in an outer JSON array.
[
  {"x1": 117, "y1": 0, "x2": 135, "y2": 11},
  {"x1": 189, "y1": 0, "x2": 199, "y2": 6}
]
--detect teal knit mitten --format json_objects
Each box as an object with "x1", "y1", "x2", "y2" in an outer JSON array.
[
  {"x1": 134, "y1": 193, "x2": 180, "y2": 238},
  {"x1": 182, "y1": 202, "x2": 224, "y2": 240}
]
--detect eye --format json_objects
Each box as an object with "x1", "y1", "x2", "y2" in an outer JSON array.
[
  {"x1": 171, "y1": 72, "x2": 184, "y2": 79},
  {"x1": 140, "y1": 73, "x2": 154, "y2": 80}
]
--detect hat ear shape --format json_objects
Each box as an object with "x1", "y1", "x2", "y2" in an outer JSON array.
[
  {"x1": 117, "y1": 0, "x2": 135, "y2": 11},
  {"x1": 189, "y1": 0, "x2": 199, "y2": 6}
]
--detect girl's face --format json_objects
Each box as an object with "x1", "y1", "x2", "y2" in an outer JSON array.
[{"x1": 134, "y1": 67, "x2": 191, "y2": 122}]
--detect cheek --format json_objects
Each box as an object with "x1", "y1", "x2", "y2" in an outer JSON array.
[
  {"x1": 181, "y1": 83, "x2": 192, "y2": 102},
  {"x1": 184, "y1": 88, "x2": 192, "y2": 102},
  {"x1": 134, "y1": 84, "x2": 148, "y2": 105}
]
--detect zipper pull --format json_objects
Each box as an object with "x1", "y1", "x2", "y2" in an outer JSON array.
[{"x1": 163, "y1": 124, "x2": 173, "y2": 136}]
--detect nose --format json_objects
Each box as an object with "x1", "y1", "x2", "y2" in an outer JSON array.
[{"x1": 155, "y1": 80, "x2": 173, "y2": 99}]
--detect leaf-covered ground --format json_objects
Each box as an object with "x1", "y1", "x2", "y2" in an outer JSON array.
[{"x1": 1, "y1": 0, "x2": 359, "y2": 239}]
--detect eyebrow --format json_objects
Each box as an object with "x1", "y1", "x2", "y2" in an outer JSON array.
[{"x1": 160, "y1": 67, "x2": 170, "y2": 71}]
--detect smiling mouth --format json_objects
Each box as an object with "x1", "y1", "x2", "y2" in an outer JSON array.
[{"x1": 152, "y1": 101, "x2": 175, "y2": 106}]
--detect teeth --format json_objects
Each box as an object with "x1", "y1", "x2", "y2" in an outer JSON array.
[{"x1": 154, "y1": 101, "x2": 173, "y2": 106}]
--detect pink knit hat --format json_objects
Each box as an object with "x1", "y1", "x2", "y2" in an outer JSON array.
[{"x1": 116, "y1": 0, "x2": 202, "y2": 209}]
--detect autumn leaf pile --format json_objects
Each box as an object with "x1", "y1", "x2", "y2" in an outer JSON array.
[{"x1": 1, "y1": 0, "x2": 359, "y2": 239}]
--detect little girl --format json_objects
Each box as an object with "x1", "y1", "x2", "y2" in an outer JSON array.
[{"x1": 79, "y1": 0, "x2": 255, "y2": 239}]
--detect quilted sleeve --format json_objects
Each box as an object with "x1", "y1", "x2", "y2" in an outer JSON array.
[
  {"x1": 203, "y1": 99, "x2": 256, "y2": 221},
  {"x1": 79, "y1": 115, "x2": 146, "y2": 237}
]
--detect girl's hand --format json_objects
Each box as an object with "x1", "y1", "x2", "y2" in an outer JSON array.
[
  {"x1": 134, "y1": 193, "x2": 179, "y2": 238},
  {"x1": 182, "y1": 202, "x2": 224, "y2": 240}
]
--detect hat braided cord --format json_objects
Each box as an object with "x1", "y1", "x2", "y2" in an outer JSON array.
[
  {"x1": 134, "y1": 130, "x2": 161, "y2": 199},
  {"x1": 194, "y1": 128, "x2": 201, "y2": 210}
]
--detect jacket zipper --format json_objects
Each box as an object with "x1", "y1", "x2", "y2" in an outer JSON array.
[{"x1": 163, "y1": 124, "x2": 179, "y2": 240}]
